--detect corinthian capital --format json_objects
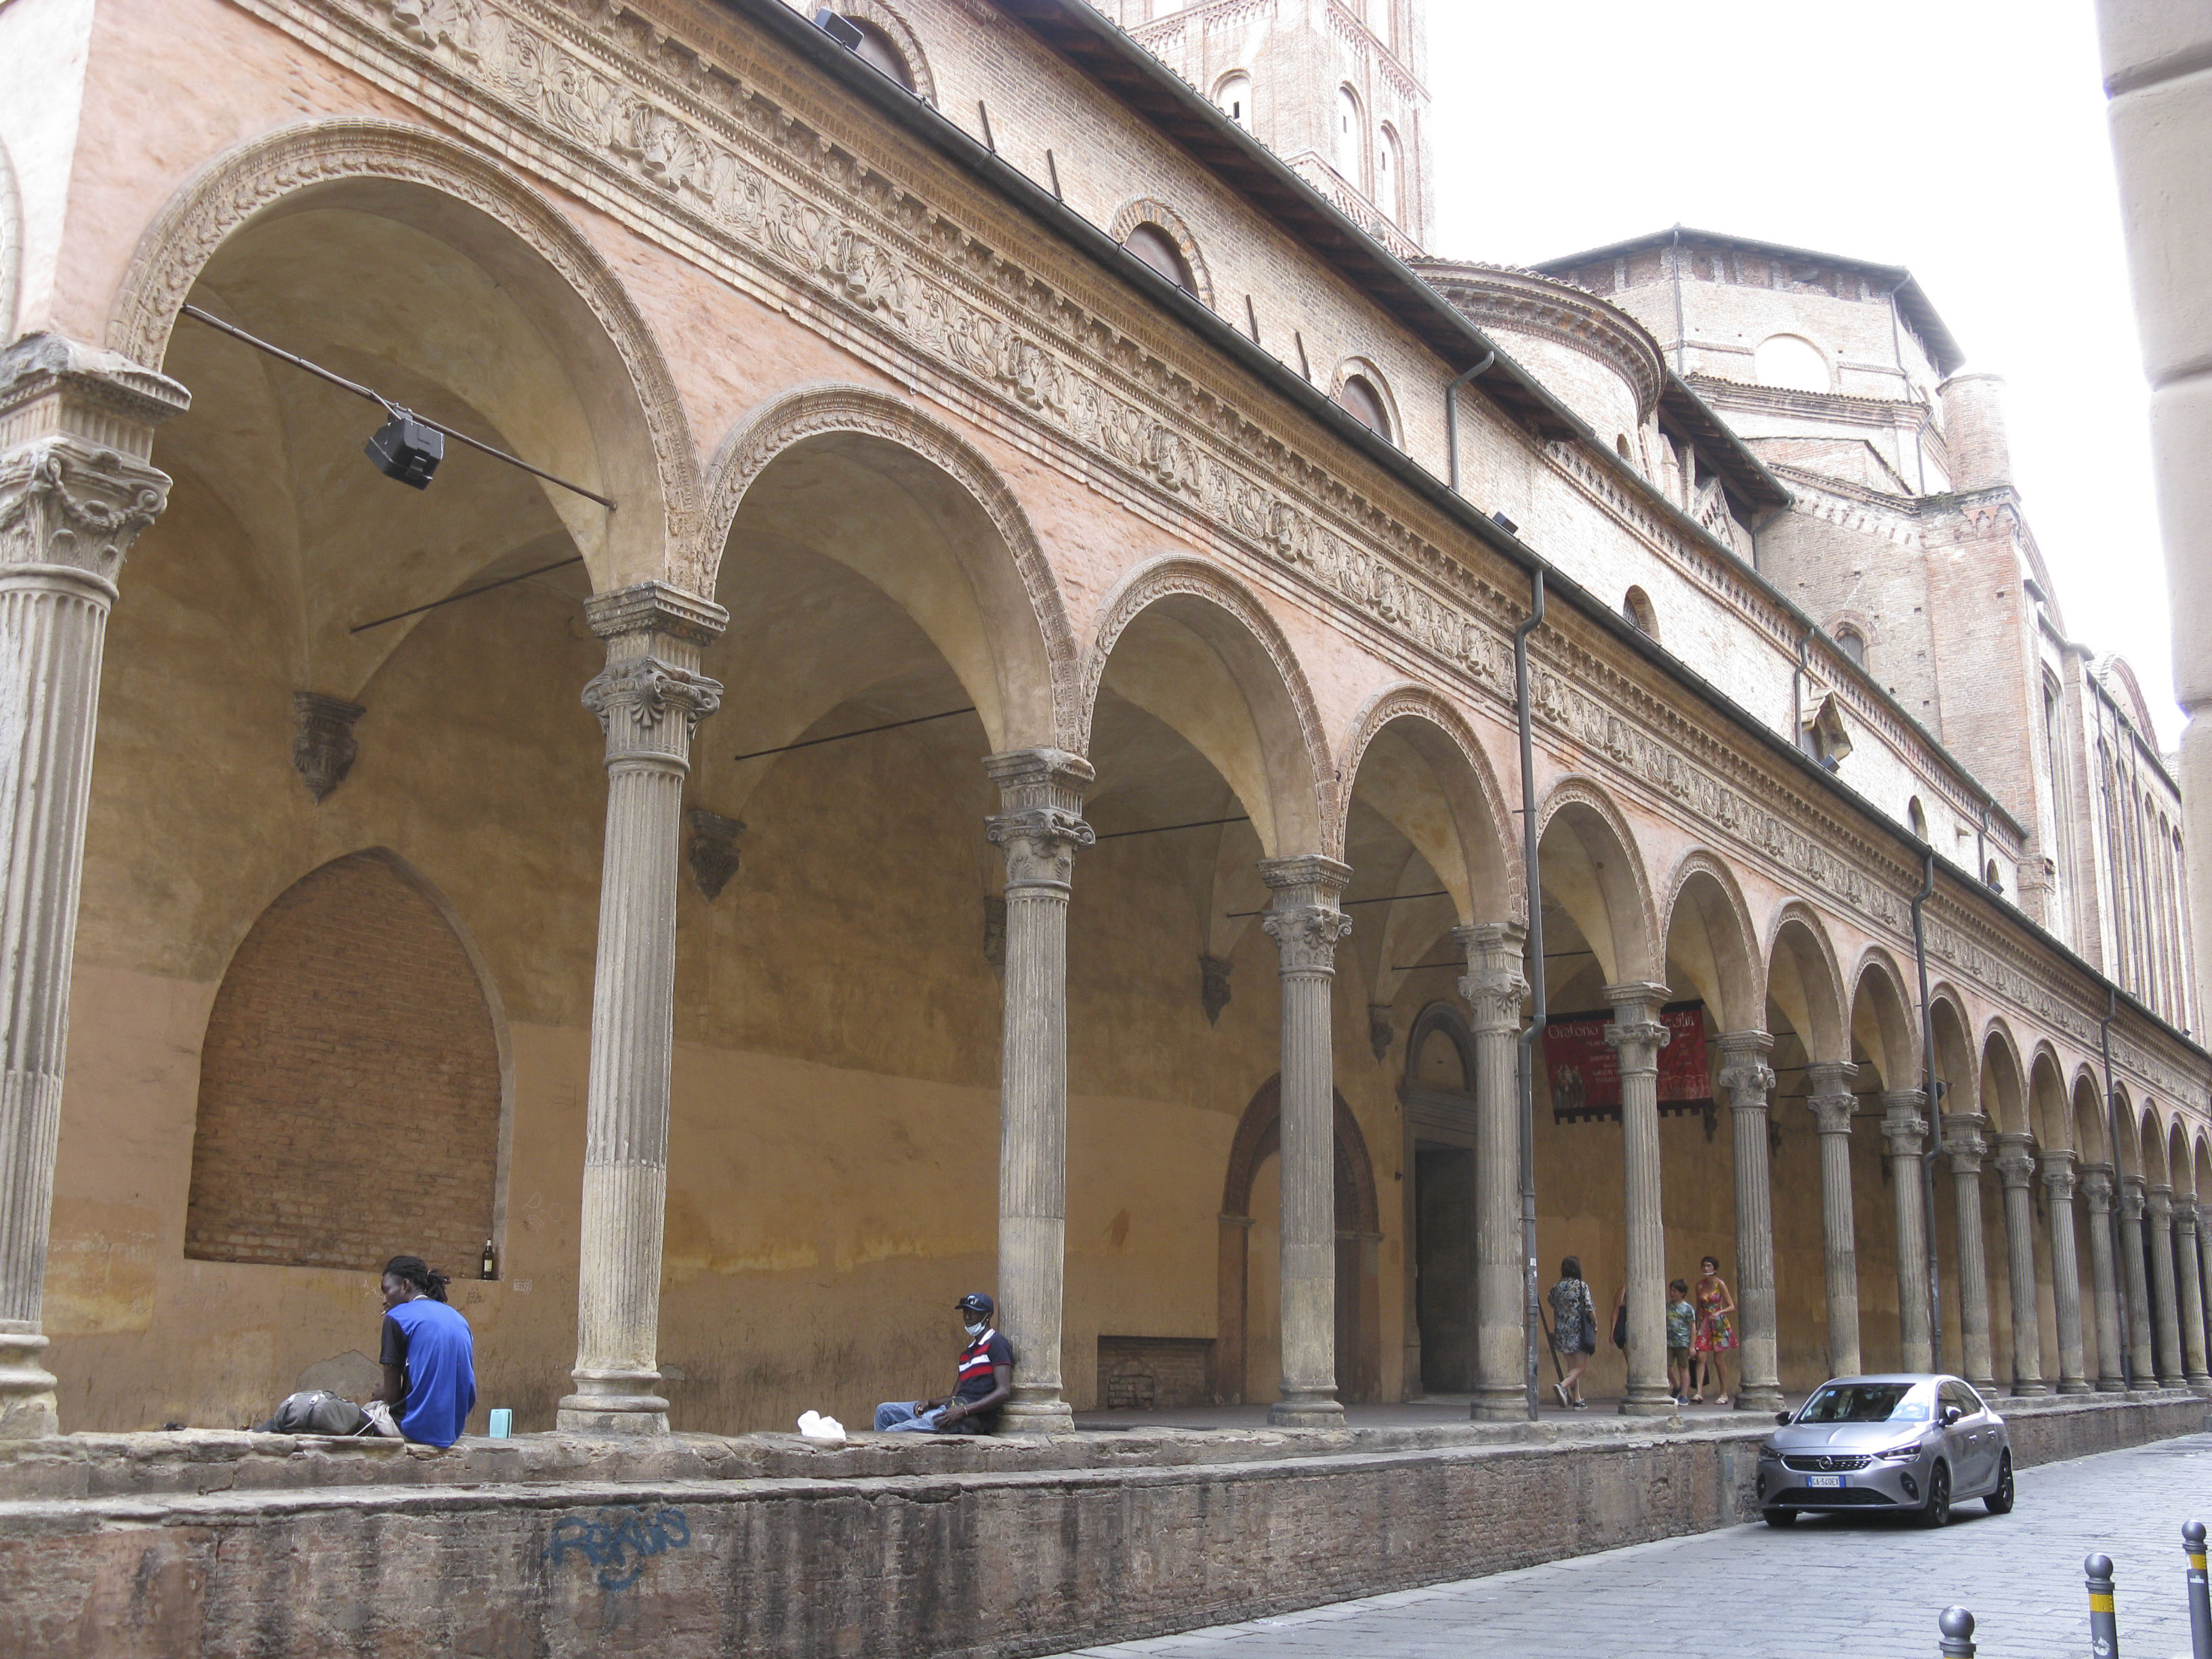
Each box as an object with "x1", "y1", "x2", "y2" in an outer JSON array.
[
  {"x1": 1992, "y1": 1132, "x2": 2038, "y2": 1190},
  {"x1": 1259, "y1": 855, "x2": 1351, "y2": 975},
  {"x1": 1454, "y1": 921, "x2": 1527, "y2": 1033},
  {"x1": 2080, "y1": 1162, "x2": 2116, "y2": 1213},
  {"x1": 1880, "y1": 1090, "x2": 1928, "y2": 1158},
  {"x1": 985, "y1": 748, "x2": 1092, "y2": 889},
  {"x1": 2041, "y1": 1146, "x2": 2080, "y2": 1203},
  {"x1": 0, "y1": 335, "x2": 188, "y2": 586},
  {"x1": 582, "y1": 657, "x2": 723, "y2": 756},
  {"x1": 1718, "y1": 1030, "x2": 1776, "y2": 1105},
  {"x1": 1942, "y1": 1112, "x2": 1990, "y2": 1172}
]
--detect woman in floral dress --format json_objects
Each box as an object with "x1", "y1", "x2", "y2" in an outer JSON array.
[
  {"x1": 1545, "y1": 1256, "x2": 1595, "y2": 1409},
  {"x1": 1691, "y1": 1254, "x2": 1738, "y2": 1406}
]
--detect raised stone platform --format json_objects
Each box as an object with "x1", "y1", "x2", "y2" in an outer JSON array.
[{"x1": 3, "y1": 1391, "x2": 2204, "y2": 1658}]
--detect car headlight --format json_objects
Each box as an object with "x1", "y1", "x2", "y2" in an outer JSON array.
[
  {"x1": 1875, "y1": 1441, "x2": 1925, "y2": 1460},
  {"x1": 1759, "y1": 1444, "x2": 1780, "y2": 1460}
]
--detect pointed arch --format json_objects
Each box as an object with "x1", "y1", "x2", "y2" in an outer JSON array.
[
  {"x1": 1535, "y1": 776, "x2": 1659, "y2": 988},
  {"x1": 1086, "y1": 554, "x2": 1333, "y2": 858},
  {"x1": 1657, "y1": 849, "x2": 1763, "y2": 1032},
  {"x1": 107, "y1": 117, "x2": 698, "y2": 592},
  {"x1": 702, "y1": 382, "x2": 1077, "y2": 754},
  {"x1": 1336, "y1": 681, "x2": 1519, "y2": 923},
  {"x1": 1764, "y1": 899, "x2": 1847, "y2": 1063}
]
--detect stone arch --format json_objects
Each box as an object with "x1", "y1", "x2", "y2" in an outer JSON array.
[
  {"x1": 1335, "y1": 682, "x2": 1519, "y2": 922},
  {"x1": 1847, "y1": 946, "x2": 1919, "y2": 1088},
  {"x1": 106, "y1": 117, "x2": 698, "y2": 592},
  {"x1": 184, "y1": 848, "x2": 507, "y2": 1277},
  {"x1": 1330, "y1": 355, "x2": 1402, "y2": 445},
  {"x1": 1978, "y1": 1020, "x2": 2029, "y2": 1135},
  {"x1": 1107, "y1": 197, "x2": 1214, "y2": 310},
  {"x1": 1536, "y1": 777, "x2": 1660, "y2": 987},
  {"x1": 2073, "y1": 1069, "x2": 2111, "y2": 1164},
  {"x1": 1764, "y1": 899, "x2": 1847, "y2": 1063},
  {"x1": 2028, "y1": 1044, "x2": 2071, "y2": 1149},
  {"x1": 2112, "y1": 1084, "x2": 2144, "y2": 1177},
  {"x1": 2169, "y1": 1118, "x2": 2195, "y2": 1200},
  {"x1": 1927, "y1": 984, "x2": 1977, "y2": 1118},
  {"x1": 2139, "y1": 1103, "x2": 2171, "y2": 1186},
  {"x1": 1216, "y1": 1075, "x2": 1381, "y2": 1406},
  {"x1": 1657, "y1": 849, "x2": 1763, "y2": 1032},
  {"x1": 1085, "y1": 554, "x2": 1333, "y2": 858},
  {"x1": 701, "y1": 382, "x2": 1076, "y2": 754}
]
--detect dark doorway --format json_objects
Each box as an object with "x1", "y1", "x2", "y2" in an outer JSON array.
[{"x1": 1414, "y1": 1144, "x2": 1475, "y2": 1392}]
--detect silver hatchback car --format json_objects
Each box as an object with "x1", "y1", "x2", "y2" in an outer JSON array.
[{"x1": 1756, "y1": 1374, "x2": 2014, "y2": 1528}]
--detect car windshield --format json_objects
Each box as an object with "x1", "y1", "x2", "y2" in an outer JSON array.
[{"x1": 1795, "y1": 1384, "x2": 1929, "y2": 1423}]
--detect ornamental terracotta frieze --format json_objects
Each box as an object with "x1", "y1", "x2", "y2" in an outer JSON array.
[{"x1": 225, "y1": 0, "x2": 2199, "y2": 1076}]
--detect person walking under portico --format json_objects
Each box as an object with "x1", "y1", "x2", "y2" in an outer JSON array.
[
  {"x1": 1692, "y1": 1255, "x2": 1738, "y2": 1406},
  {"x1": 873, "y1": 1292, "x2": 1014, "y2": 1434}
]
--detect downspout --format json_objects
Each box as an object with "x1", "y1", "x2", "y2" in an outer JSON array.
[
  {"x1": 1514, "y1": 567, "x2": 1547, "y2": 1420},
  {"x1": 1910, "y1": 849, "x2": 1946, "y2": 1372},
  {"x1": 2100, "y1": 987, "x2": 2134, "y2": 1390},
  {"x1": 1669, "y1": 226, "x2": 1686, "y2": 375},
  {"x1": 1975, "y1": 798, "x2": 1990, "y2": 889},
  {"x1": 1792, "y1": 628, "x2": 1811, "y2": 758},
  {"x1": 1446, "y1": 350, "x2": 1496, "y2": 496}
]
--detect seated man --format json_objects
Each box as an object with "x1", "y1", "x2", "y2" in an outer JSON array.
[{"x1": 873, "y1": 1292, "x2": 1013, "y2": 1434}]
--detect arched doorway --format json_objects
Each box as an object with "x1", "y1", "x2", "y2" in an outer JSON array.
[{"x1": 1217, "y1": 1076, "x2": 1381, "y2": 1404}]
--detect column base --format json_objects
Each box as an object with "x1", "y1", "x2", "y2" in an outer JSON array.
[
  {"x1": 2010, "y1": 1381, "x2": 2053, "y2": 1397},
  {"x1": 1966, "y1": 1374, "x2": 2000, "y2": 1395},
  {"x1": 1268, "y1": 1393, "x2": 1345, "y2": 1428},
  {"x1": 557, "y1": 1368, "x2": 671, "y2": 1437},
  {"x1": 997, "y1": 1397, "x2": 1074, "y2": 1437},
  {"x1": 0, "y1": 1324, "x2": 58, "y2": 1441},
  {"x1": 1732, "y1": 1384, "x2": 1784, "y2": 1413},
  {"x1": 2056, "y1": 1378, "x2": 2095, "y2": 1394},
  {"x1": 2097, "y1": 1378, "x2": 2127, "y2": 1393},
  {"x1": 2186, "y1": 1375, "x2": 2212, "y2": 1397},
  {"x1": 1617, "y1": 1389, "x2": 1677, "y2": 1418},
  {"x1": 1469, "y1": 1386, "x2": 1530, "y2": 1422}
]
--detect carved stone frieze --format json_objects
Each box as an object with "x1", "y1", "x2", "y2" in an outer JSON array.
[{"x1": 290, "y1": 692, "x2": 366, "y2": 802}]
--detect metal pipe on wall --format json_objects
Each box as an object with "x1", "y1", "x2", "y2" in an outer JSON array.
[
  {"x1": 1912, "y1": 849, "x2": 1947, "y2": 1372},
  {"x1": 1513, "y1": 567, "x2": 1548, "y2": 1420}
]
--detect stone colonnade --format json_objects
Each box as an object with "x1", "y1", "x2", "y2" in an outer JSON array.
[{"x1": 1, "y1": 340, "x2": 2210, "y2": 1439}]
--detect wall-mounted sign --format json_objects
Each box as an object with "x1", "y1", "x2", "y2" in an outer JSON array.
[{"x1": 1541, "y1": 1003, "x2": 1712, "y2": 1123}]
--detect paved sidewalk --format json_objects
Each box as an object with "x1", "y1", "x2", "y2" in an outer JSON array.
[{"x1": 1046, "y1": 1433, "x2": 2212, "y2": 1659}]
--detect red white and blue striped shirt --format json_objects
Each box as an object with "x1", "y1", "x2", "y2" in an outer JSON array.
[{"x1": 954, "y1": 1328, "x2": 1013, "y2": 1409}]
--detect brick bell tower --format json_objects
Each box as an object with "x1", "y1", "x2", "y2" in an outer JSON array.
[{"x1": 1114, "y1": 0, "x2": 1434, "y2": 258}]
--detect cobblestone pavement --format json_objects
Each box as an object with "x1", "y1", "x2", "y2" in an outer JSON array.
[{"x1": 1048, "y1": 1433, "x2": 2212, "y2": 1659}]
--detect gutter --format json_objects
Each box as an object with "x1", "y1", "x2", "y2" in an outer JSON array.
[{"x1": 736, "y1": 0, "x2": 2208, "y2": 1071}]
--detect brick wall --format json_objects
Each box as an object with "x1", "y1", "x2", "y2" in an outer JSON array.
[{"x1": 183, "y1": 851, "x2": 500, "y2": 1279}]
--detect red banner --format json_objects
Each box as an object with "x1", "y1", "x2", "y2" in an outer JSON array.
[{"x1": 1541, "y1": 1003, "x2": 1712, "y2": 1122}]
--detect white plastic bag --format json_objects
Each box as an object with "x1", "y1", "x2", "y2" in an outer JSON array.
[{"x1": 796, "y1": 1410, "x2": 846, "y2": 1443}]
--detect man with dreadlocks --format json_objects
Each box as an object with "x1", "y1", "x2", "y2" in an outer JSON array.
[{"x1": 370, "y1": 1254, "x2": 477, "y2": 1447}]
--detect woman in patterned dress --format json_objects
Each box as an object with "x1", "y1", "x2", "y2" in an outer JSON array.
[
  {"x1": 1545, "y1": 1257, "x2": 1595, "y2": 1409},
  {"x1": 1692, "y1": 1254, "x2": 1738, "y2": 1406}
]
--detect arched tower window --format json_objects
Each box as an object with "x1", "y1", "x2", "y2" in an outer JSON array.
[
  {"x1": 1336, "y1": 372, "x2": 1392, "y2": 442},
  {"x1": 818, "y1": 10, "x2": 926, "y2": 98},
  {"x1": 1755, "y1": 333, "x2": 1830, "y2": 393},
  {"x1": 1336, "y1": 85, "x2": 1363, "y2": 178},
  {"x1": 1121, "y1": 222, "x2": 1198, "y2": 296},
  {"x1": 1909, "y1": 796, "x2": 1929, "y2": 839},
  {"x1": 1377, "y1": 125, "x2": 1402, "y2": 223},
  {"x1": 1622, "y1": 586, "x2": 1658, "y2": 638},
  {"x1": 1835, "y1": 624, "x2": 1866, "y2": 667},
  {"x1": 1216, "y1": 71, "x2": 1252, "y2": 129},
  {"x1": 185, "y1": 851, "x2": 504, "y2": 1273}
]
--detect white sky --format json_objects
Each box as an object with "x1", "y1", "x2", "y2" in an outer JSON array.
[{"x1": 1423, "y1": 0, "x2": 2179, "y2": 750}]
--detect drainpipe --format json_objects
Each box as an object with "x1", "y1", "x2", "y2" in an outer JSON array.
[
  {"x1": 1975, "y1": 798, "x2": 1990, "y2": 889},
  {"x1": 1792, "y1": 628, "x2": 1812, "y2": 758},
  {"x1": 2100, "y1": 987, "x2": 2135, "y2": 1391},
  {"x1": 1514, "y1": 567, "x2": 1547, "y2": 1420},
  {"x1": 1910, "y1": 849, "x2": 1946, "y2": 1372},
  {"x1": 1446, "y1": 350, "x2": 1496, "y2": 496}
]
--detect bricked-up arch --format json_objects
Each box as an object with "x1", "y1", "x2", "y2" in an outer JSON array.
[{"x1": 185, "y1": 851, "x2": 504, "y2": 1275}]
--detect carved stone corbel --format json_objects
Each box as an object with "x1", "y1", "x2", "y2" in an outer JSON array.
[
  {"x1": 1200, "y1": 954, "x2": 1232, "y2": 1025},
  {"x1": 291, "y1": 693, "x2": 365, "y2": 802},
  {"x1": 683, "y1": 808, "x2": 743, "y2": 899}
]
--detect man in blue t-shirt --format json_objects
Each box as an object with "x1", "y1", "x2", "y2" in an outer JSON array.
[
  {"x1": 371, "y1": 1254, "x2": 476, "y2": 1448},
  {"x1": 872, "y1": 1292, "x2": 1014, "y2": 1434}
]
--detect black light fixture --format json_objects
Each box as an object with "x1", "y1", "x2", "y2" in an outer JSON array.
[
  {"x1": 814, "y1": 7, "x2": 863, "y2": 49},
  {"x1": 364, "y1": 407, "x2": 445, "y2": 490}
]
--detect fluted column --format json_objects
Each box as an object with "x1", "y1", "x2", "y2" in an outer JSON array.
[
  {"x1": 2081, "y1": 1164, "x2": 2126, "y2": 1390},
  {"x1": 1260, "y1": 855, "x2": 1351, "y2": 1427},
  {"x1": 2041, "y1": 1150, "x2": 2091, "y2": 1393},
  {"x1": 2173, "y1": 1201, "x2": 2211, "y2": 1392},
  {"x1": 984, "y1": 748, "x2": 1093, "y2": 1435},
  {"x1": 1944, "y1": 1113, "x2": 1998, "y2": 1393},
  {"x1": 1881, "y1": 1092, "x2": 1934, "y2": 1372},
  {"x1": 1720, "y1": 1031, "x2": 1782, "y2": 1411},
  {"x1": 1992, "y1": 1134, "x2": 2048, "y2": 1395},
  {"x1": 2198, "y1": 1210, "x2": 2212, "y2": 1387},
  {"x1": 2119, "y1": 1175, "x2": 2157, "y2": 1387},
  {"x1": 559, "y1": 583, "x2": 725, "y2": 1435},
  {"x1": 0, "y1": 338, "x2": 184, "y2": 1438},
  {"x1": 1606, "y1": 983, "x2": 1674, "y2": 1416},
  {"x1": 2148, "y1": 1185, "x2": 2187, "y2": 1387},
  {"x1": 1805, "y1": 1065, "x2": 1860, "y2": 1379},
  {"x1": 1456, "y1": 922, "x2": 1528, "y2": 1421}
]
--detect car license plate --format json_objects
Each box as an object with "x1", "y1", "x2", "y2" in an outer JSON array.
[{"x1": 1805, "y1": 1475, "x2": 1844, "y2": 1489}]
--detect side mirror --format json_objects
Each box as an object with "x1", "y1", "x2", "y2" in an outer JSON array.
[
  {"x1": 1774, "y1": 1411, "x2": 1792, "y2": 1425},
  {"x1": 1942, "y1": 1406, "x2": 1963, "y2": 1427}
]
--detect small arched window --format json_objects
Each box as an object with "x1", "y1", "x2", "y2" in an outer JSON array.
[
  {"x1": 1336, "y1": 85, "x2": 1362, "y2": 174},
  {"x1": 1377, "y1": 125, "x2": 1401, "y2": 222},
  {"x1": 1909, "y1": 797, "x2": 1929, "y2": 839},
  {"x1": 1615, "y1": 434, "x2": 1633, "y2": 461},
  {"x1": 822, "y1": 12, "x2": 918, "y2": 94},
  {"x1": 1216, "y1": 71, "x2": 1252, "y2": 128},
  {"x1": 1835, "y1": 624, "x2": 1866, "y2": 667},
  {"x1": 1336, "y1": 373, "x2": 1392, "y2": 442},
  {"x1": 1121, "y1": 222, "x2": 1197, "y2": 296},
  {"x1": 1986, "y1": 859, "x2": 2005, "y2": 894},
  {"x1": 1755, "y1": 333, "x2": 1830, "y2": 392},
  {"x1": 1622, "y1": 587, "x2": 1658, "y2": 638}
]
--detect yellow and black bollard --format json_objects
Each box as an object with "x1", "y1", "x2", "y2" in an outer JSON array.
[
  {"x1": 1938, "y1": 1606, "x2": 1977, "y2": 1658},
  {"x1": 2185, "y1": 1521, "x2": 2210, "y2": 1659},
  {"x1": 2087, "y1": 1553, "x2": 2121, "y2": 1659}
]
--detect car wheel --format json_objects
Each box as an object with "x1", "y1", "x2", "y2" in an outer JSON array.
[
  {"x1": 1984, "y1": 1452, "x2": 2014, "y2": 1515},
  {"x1": 1763, "y1": 1508, "x2": 1798, "y2": 1528},
  {"x1": 1917, "y1": 1462, "x2": 1951, "y2": 1528}
]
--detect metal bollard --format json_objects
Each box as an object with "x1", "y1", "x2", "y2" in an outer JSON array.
[
  {"x1": 2186, "y1": 1521, "x2": 2211, "y2": 1659},
  {"x1": 1939, "y1": 1606, "x2": 1976, "y2": 1658},
  {"x1": 2087, "y1": 1553, "x2": 2121, "y2": 1659}
]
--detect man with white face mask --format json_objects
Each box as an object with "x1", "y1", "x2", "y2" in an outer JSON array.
[{"x1": 872, "y1": 1292, "x2": 1015, "y2": 1434}]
